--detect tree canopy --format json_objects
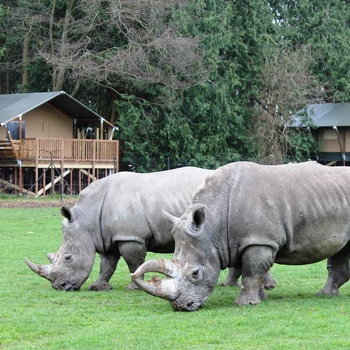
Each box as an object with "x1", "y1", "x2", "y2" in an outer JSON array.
[{"x1": 1, "y1": 0, "x2": 349, "y2": 170}]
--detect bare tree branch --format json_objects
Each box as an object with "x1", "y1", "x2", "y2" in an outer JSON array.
[{"x1": 252, "y1": 45, "x2": 325, "y2": 164}]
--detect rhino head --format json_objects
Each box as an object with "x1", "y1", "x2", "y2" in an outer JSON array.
[
  {"x1": 25, "y1": 206, "x2": 96, "y2": 291},
  {"x1": 131, "y1": 204, "x2": 221, "y2": 311}
]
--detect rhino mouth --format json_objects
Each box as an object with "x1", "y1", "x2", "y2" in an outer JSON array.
[
  {"x1": 52, "y1": 280, "x2": 81, "y2": 291},
  {"x1": 170, "y1": 296, "x2": 206, "y2": 312}
]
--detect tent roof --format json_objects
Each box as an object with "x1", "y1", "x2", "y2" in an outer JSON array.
[
  {"x1": 292, "y1": 103, "x2": 350, "y2": 127},
  {"x1": 0, "y1": 91, "x2": 108, "y2": 128}
]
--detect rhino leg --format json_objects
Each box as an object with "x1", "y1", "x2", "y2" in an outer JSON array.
[
  {"x1": 118, "y1": 241, "x2": 147, "y2": 290},
  {"x1": 235, "y1": 246, "x2": 274, "y2": 306},
  {"x1": 262, "y1": 270, "x2": 277, "y2": 290},
  {"x1": 317, "y1": 245, "x2": 350, "y2": 296},
  {"x1": 89, "y1": 253, "x2": 120, "y2": 291},
  {"x1": 221, "y1": 267, "x2": 242, "y2": 287},
  {"x1": 221, "y1": 268, "x2": 277, "y2": 290}
]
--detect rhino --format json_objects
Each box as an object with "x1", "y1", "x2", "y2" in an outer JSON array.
[
  {"x1": 131, "y1": 161, "x2": 350, "y2": 311},
  {"x1": 24, "y1": 167, "x2": 212, "y2": 291}
]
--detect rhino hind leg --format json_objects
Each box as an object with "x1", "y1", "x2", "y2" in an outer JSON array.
[
  {"x1": 235, "y1": 245, "x2": 274, "y2": 306},
  {"x1": 221, "y1": 268, "x2": 277, "y2": 290},
  {"x1": 262, "y1": 270, "x2": 277, "y2": 290},
  {"x1": 317, "y1": 247, "x2": 350, "y2": 296},
  {"x1": 221, "y1": 267, "x2": 242, "y2": 287}
]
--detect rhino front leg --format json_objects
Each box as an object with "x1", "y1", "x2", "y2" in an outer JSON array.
[
  {"x1": 89, "y1": 253, "x2": 120, "y2": 291},
  {"x1": 317, "y1": 246, "x2": 350, "y2": 296},
  {"x1": 118, "y1": 241, "x2": 147, "y2": 290},
  {"x1": 235, "y1": 246, "x2": 275, "y2": 306}
]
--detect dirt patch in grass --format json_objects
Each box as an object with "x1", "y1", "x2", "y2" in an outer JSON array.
[{"x1": 0, "y1": 198, "x2": 78, "y2": 208}]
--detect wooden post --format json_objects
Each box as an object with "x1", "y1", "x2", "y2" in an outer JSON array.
[
  {"x1": 35, "y1": 139, "x2": 39, "y2": 196},
  {"x1": 14, "y1": 167, "x2": 18, "y2": 195},
  {"x1": 43, "y1": 168, "x2": 46, "y2": 196},
  {"x1": 19, "y1": 165, "x2": 23, "y2": 195},
  {"x1": 60, "y1": 160, "x2": 64, "y2": 198},
  {"x1": 78, "y1": 169, "x2": 82, "y2": 193},
  {"x1": 50, "y1": 149, "x2": 55, "y2": 195},
  {"x1": 100, "y1": 118, "x2": 104, "y2": 140},
  {"x1": 19, "y1": 120, "x2": 22, "y2": 140},
  {"x1": 70, "y1": 168, "x2": 73, "y2": 195},
  {"x1": 92, "y1": 140, "x2": 96, "y2": 181}
]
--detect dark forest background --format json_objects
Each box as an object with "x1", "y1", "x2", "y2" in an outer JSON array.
[{"x1": 1, "y1": 0, "x2": 350, "y2": 170}]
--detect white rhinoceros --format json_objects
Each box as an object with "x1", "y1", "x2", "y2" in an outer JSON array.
[
  {"x1": 132, "y1": 161, "x2": 350, "y2": 311},
  {"x1": 25, "y1": 167, "x2": 211, "y2": 290}
]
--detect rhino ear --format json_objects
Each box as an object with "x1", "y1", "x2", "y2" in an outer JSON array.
[
  {"x1": 189, "y1": 205, "x2": 205, "y2": 234},
  {"x1": 61, "y1": 205, "x2": 73, "y2": 222}
]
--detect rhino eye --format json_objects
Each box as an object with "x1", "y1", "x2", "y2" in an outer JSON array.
[
  {"x1": 192, "y1": 269, "x2": 200, "y2": 279},
  {"x1": 63, "y1": 254, "x2": 72, "y2": 262}
]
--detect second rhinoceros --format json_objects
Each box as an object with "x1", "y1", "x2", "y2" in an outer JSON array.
[
  {"x1": 25, "y1": 167, "x2": 214, "y2": 291},
  {"x1": 132, "y1": 161, "x2": 350, "y2": 311}
]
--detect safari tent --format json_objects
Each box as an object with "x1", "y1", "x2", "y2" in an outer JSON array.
[
  {"x1": 292, "y1": 103, "x2": 350, "y2": 166},
  {"x1": 0, "y1": 91, "x2": 119, "y2": 195}
]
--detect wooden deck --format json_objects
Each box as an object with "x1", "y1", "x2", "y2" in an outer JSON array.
[
  {"x1": 0, "y1": 137, "x2": 119, "y2": 195},
  {"x1": 20, "y1": 138, "x2": 119, "y2": 167},
  {"x1": 0, "y1": 137, "x2": 118, "y2": 166}
]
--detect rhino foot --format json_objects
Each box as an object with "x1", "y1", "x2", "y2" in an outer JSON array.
[
  {"x1": 234, "y1": 294, "x2": 261, "y2": 306},
  {"x1": 126, "y1": 281, "x2": 140, "y2": 290},
  {"x1": 235, "y1": 288, "x2": 267, "y2": 306},
  {"x1": 263, "y1": 278, "x2": 276, "y2": 290},
  {"x1": 221, "y1": 280, "x2": 241, "y2": 287},
  {"x1": 317, "y1": 287, "x2": 340, "y2": 296},
  {"x1": 89, "y1": 282, "x2": 112, "y2": 291}
]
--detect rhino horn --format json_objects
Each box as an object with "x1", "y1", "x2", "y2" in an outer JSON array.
[
  {"x1": 47, "y1": 253, "x2": 56, "y2": 263},
  {"x1": 131, "y1": 259, "x2": 180, "y2": 301},
  {"x1": 162, "y1": 210, "x2": 179, "y2": 226},
  {"x1": 25, "y1": 258, "x2": 52, "y2": 281}
]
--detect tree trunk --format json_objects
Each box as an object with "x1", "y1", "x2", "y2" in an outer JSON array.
[
  {"x1": 22, "y1": 30, "x2": 31, "y2": 92},
  {"x1": 52, "y1": 0, "x2": 74, "y2": 91}
]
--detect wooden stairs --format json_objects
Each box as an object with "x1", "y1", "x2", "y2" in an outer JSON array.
[{"x1": 0, "y1": 131, "x2": 20, "y2": 161}]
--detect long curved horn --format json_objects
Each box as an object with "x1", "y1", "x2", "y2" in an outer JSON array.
[
  {"x1": 132, "y1": 258, "x2": 180, "y2": 278},
  {"x1": 131, "y1": 259, "x2": 181, "y2": 301},
  {"x1": 24, "y1": 258, "x2": 52, "y2": 281}
]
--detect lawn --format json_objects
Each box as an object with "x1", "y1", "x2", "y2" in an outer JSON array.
[{"x1": 1, "y1": 204, "x2": 350, "y2": 349}]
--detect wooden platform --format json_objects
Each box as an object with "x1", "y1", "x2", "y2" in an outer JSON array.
[{"x1": 0, "y1": 137, "x2": 119, "y2": 196}]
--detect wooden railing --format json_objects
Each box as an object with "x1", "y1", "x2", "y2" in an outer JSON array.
[{"x1": 19, "y1": 138, "x2": 119, "y2": 162}]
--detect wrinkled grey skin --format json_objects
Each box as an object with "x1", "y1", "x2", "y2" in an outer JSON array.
[
  {"x1": 25, "y1": 167, "x2": 215, "y2": 291},
  {"x1": 132, "y1": 161, "x2": 350, "y2": 311}
]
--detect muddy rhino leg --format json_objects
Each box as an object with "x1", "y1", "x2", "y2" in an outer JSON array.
[
  {"x1": 118, "y1": 241, "x2": 147, "y2": 290},
  {"x1": 235, "y1": 246, "x2": 274, "y2": 306},
  {"x1": 89, "y1": 253, "x2": 120, "y2": 291},
  {"x1": 221, "y1": 267, "x2": 242, "y2": 287},
  {"x1": 317, "y1": 245, "x2": 350, "y2": 296}
]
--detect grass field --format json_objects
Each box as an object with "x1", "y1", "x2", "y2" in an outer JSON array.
[{"x1": 1, "y1": 204, "x2": 350, "y2": 349}]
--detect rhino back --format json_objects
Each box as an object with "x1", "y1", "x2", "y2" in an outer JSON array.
[
  {"x1": 193, "y1": 162, "x2": 350, "y2": 266},
  {"x1": 85, "y1": 167, "x2": 212, "y2": 252}
]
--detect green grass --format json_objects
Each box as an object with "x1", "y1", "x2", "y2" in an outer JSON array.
[{"x1": 1, "y1": 206, "x2": 350, "y2": 349}]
